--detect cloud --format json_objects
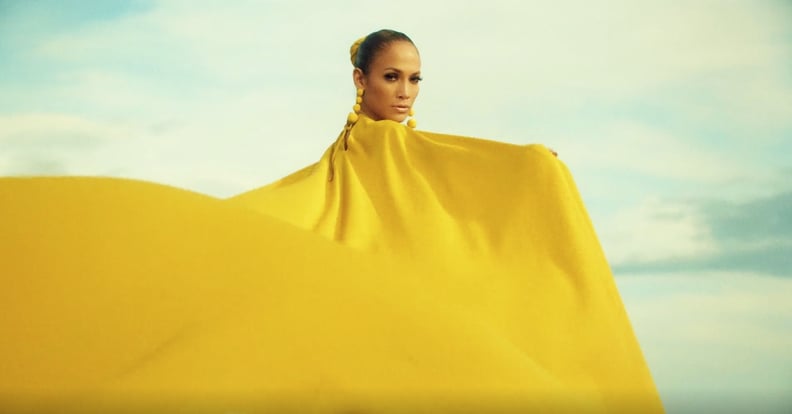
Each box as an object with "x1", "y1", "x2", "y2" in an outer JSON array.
[
  {"x1": 0, "y1": 113, "x2": 131, "y2": 176},
  {"x1": 0, "y1": 0, "x2": 790, "y2": 199},
  {"x1": 616, "y1": 271, "x2": 792, "y2": 412},
  {"x1": 0, "y1": 113, "x2": 128, "y2": 145},
  {"x1": 416, "y1": 0, "x2": 792, "y2": 132},
  {"x1": 609, "y1": 190, "x2": 792, "y2": 277},
  {"x1": 558, "y1": 120, "x2": 762, "y2": 184},
  {"x1": 0, "y1": 157, "x2": 69, "y2": 176},
  {"x1": 705, "y1": 192, "x2": 792, "y2": 244},
  {"x1": 597, "y1": 197, "x2": 717, "y2": 264}
]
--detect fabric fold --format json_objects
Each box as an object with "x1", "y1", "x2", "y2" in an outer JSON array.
[{"x1": 0, "y1": 116, "x2": 664, "y2": 412}]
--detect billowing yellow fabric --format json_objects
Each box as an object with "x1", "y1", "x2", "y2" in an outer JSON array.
[{"x1": 0, "y1": 115, "x2": 664, "y2": 413}]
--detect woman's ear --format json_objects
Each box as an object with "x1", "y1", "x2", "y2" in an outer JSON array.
[{"x1": 352, "y1": 68, "x2": 366, "y2": 90}]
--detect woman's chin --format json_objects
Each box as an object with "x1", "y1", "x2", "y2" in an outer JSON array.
[{"x1": 388, "y1": 114, "x2": 408, "y2": 123}]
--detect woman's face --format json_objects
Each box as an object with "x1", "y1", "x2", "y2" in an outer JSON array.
[{"x1": 354, "y1": 41, "x2": 421, "y2": 123}]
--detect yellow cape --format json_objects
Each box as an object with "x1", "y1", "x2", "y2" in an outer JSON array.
[{"x1": 0, "y1": 115, "x2": 663, "y2": 413}]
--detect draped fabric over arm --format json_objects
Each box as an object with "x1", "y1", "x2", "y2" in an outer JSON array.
[{"x1": 0, "y1": 115, "x2": 664, "y2": 413}]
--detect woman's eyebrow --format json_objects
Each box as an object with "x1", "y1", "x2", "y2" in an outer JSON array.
[{"x1": 384, "y1": 67, "x2": 421, "y2": 76}]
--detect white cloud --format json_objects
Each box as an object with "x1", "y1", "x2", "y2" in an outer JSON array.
[
  {"x1": 616, "y1": 271, "x2": 792, "y2": 411},
  {"x1": 28, "y1": 0, "x2": 792, "y2": 113},
  {"x1": 416, "y1": 0, "x2": 792, "y2": 128},
  {"x1": 556, "y1": 120, "x2": 747, "y2": 182},
  {"x1": 2, "y1": 0, "x2": 790, "y2": 198},
  {"x1": 0, "y1": 113, "x2": 134, "y2": 176},
  {"x1": 685, "y1": 72, "x2": 792, "y2": 138},
  {"x1": 597, "y1": 196, "x2": 717, "y2": 264},
  {"x1": 0, "y1": 113, "x2": 130, "y2": 145}
]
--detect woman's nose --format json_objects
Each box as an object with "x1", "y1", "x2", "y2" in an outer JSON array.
[{"x1": 397, "y1": 81, "x2": 409, "y2": 98}]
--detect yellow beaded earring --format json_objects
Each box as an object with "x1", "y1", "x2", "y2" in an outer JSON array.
[
  {"x1": 343, "y1": 88, "x2": 364, "y2": 149},
  {"x1": 407, "y1": 107, "x2": 417, "y2": 129},
  {"x1": 347, "y1": 88, "x2": 363, "y2": 124}
]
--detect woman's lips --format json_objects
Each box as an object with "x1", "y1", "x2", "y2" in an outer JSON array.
[{"x1": 393, "y1": 105, "x2": 410, "y2": 113}]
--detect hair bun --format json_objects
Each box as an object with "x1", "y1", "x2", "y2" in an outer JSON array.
[{"x1": 349, "y1": 36, "x2": 366, "y2": 67}]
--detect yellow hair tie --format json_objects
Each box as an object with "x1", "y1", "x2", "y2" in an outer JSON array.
[{"x1": 349, "y1": 36, "x2": 366, "y2": 67}]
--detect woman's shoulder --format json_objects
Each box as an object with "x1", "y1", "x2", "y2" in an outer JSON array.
[
  {"x1": 414, "y1": 128, "x2": 559, "y2": 163},
  {"x1": 352, "y1": 114, "x2": 557, "y2": 159}
]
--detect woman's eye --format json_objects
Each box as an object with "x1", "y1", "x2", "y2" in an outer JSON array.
[
  {"x1": 384, "y1": 73, "x2": 398, "y2": 81},
  {"x1": 410, "y1": 76, "x2": 423, "y2": 83}
]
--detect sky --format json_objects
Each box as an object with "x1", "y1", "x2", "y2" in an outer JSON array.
[{"x1": 1, "y1": 0, "x2": 791, "y2": 411}]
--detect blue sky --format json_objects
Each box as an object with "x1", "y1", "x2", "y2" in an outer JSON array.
[{"x1": 1, "y1": 0, "x2": 791, "y2": 412}]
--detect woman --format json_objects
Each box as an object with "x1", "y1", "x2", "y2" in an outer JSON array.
[
  {"x1": 0, "y1": 30, "x2": 664, "y2": 413},
  {"x1": 350, "y1": 30, "x2": 422, "y2": 127}
]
